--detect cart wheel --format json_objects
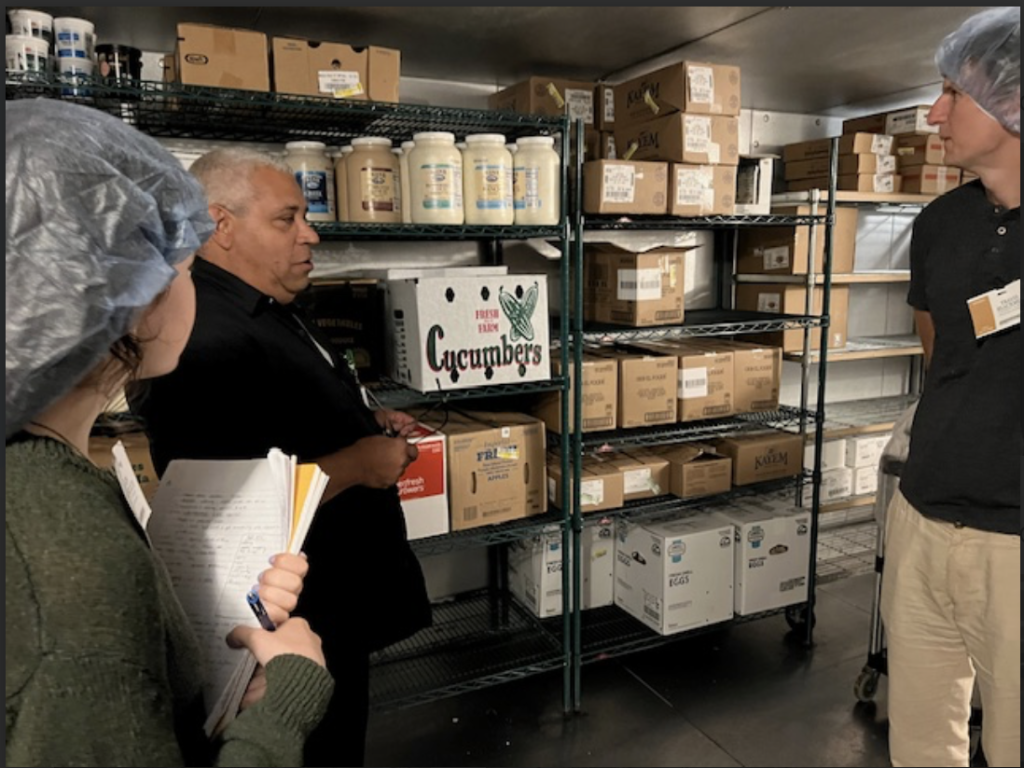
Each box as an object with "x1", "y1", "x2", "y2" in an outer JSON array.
[
  {"x1": 854, "y1": 667, "x2": 881, "y2": 703},
  {"x1": 785, "y1": 604, "x2": 817, "y2": 631}
]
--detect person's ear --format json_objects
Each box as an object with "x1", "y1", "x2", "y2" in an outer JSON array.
[{"x1": 208, "y1": 204, "x2": 235, "y2": 249}]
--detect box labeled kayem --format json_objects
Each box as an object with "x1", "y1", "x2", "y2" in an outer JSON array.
[
  {"x1": 614, "y1": 513, "x2": 735, "y2": 636},
  {"x1": 656, "y1": 444, "x2": 733, "y2": 499},
  {"x1": 715, "y1": 498, "x2": 811, "y2": 615},
  {"x1": 272, "y1": 36, "x2": 400, "y2": 102},
  {"x1": 436, "y1": 411, "x2": 547, "y2": 531},
  {"x1": 548, "y1": 454, "x2": 625, "y2": 514},
  {"x1": 175, "y1": 23, "x2": 270, "y2": 91},
  {"x1": 533, "y1": 352, "x2": 617, "y2": 434},
  {"x1": 397, "y1": 424, "x2": 448, "y2": 540},
  {"x1": 736, "y1": 205, "x2": 858, "y2": 276},
  {"x1": 616, "y1": 114, "x2": 740, "y2": 166},
  {"x1": 711, "y1": 430, "x2": 804, "y2": 486},
  {"x1": 583, "y1": 160, "x2": 669, "y2": 215},
  {"x1": 589, "y1": 349, "x2": 678, "y2": 428},
  {"x1": 489, "y1": 76, "x2": 597, "y2": 124},
  {"x1": 670, "y1": 164, "x2": 736, "y2": 216},
  {"x1": 614, "y1": 61, "x2": 742, "y2": 129},
  {"x1": 734, "y1": 284, "x2": 850, "y2": 352},
  {"x1": 388, "y1": 273, "x2": 550, "y2": 392},
  {"x1": 583, "y1": 244, "x2": 686, "y2": 326}
]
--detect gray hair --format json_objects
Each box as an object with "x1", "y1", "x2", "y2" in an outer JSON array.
[{"x1": 189, "y1": 147, "x2": 293, "y2": 215}]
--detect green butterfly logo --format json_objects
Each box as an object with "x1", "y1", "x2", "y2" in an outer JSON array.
[{"x1": 498, "y1": 283, "x2": 539, "y2": 342}]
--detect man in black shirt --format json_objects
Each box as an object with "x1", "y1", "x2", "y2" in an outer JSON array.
[
  {"x1": 134, "y1": 147, "x2": 431, "y2": 766},
  {"x1": 881, "y1": 9, "x2": 1020, "y2": 767}
]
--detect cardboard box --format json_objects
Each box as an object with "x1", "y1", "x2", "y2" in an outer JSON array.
[
  {"x1": 89, "y1": 432, "x2": 159, "y2": 500},
  {"x1": 656, "y1": 444, "x2": 733, "y2": 499},
  {"x1": 584, "y1": 128, "x2": 617, "y2": 161},
  {"x1": 614, "y1": 61, "x2": 742, "y2": 129},
  {"x1": 783, "y1": 133, "x2": 894, "y2": 163},
  {"x1": 801, "y1": 466, "x2": 854, "y2": 505},
  {"x1": 845, "y1": 433, "x2": 891, "y2": 469},
  {"x1": 548, "y1": 454, "x2": 625, "y2": 514},
  {"x1": 842, "y1": 111, "x2": 889, "y2": 135},
  {"x1": 616, "y1": 114, "x2": 740, "y2": 166},
  {"x1": 634, "y1": 341, "x2": 734, "y2": 421},
  {"x1": 602, "y1": 449, "x2": 671, "y2": 501},
  {"x1": 589, "y1": 349, "x2": 678, "y2": 428},
  {"x1": 397, "y1": 425, "x2": 448, "y2": 540},
  {"x1": 853, "y1": 466, "x2": 879, "y2": 497},
  {"x1": 734, "y1": 284, "x2": 850, "y2": 352},
  {"x1": 489, "y1": 76, "x2": 597, "y2": 124},
  {"x1": 885, "y1": 105, "x2": 938, "y2": 135},
  {"x1": 735, "y1": 156, "x2": 776, "y2": 216},
  {"x1": 272, "y1": 36, "x2": 400, "y2": 102},
  {"x1": 583, "y1": 244, "x2": 686, "y2": 326},
  {"x1": 785, "y1": 154, "x2": 896, "y2": 180},
  {"x1": 595, "y1": 83, "x2": 616, "y2": 131},
  {"x1": 582, "y1": 160, "x2": 669, "y2": 215},
  {"x1": 804, "y1": 439, "x2": 846, "y2": 472},
  {"x1": 900, "y1": 165, "x2": 962, "y2": 195},
  {"x1": 302, "y1": 279, "x2": 386, "y2": 381},
  {"x1": 175, "y1": 23, "x2": 269, "y2": 92},
  {"x1": 533, "y1": 353, "x2": 617, "y2": 434},
  {"x1": 387, "y1": 273, "x2": 550, "y2": 392},
  {"x1": 438, "y1": 411, "x2": 547, "y2": 531},
  {"x1": 736, "y1": 205, "x2": 858, "y2": 275},
  {"x1": 711, "y1": 431, "x2": 804, "y2": 486},
  {"x1": 895, "y1": 134, "x2": 945, "y2": 167},
  {"x1": 684, "y1": 338, "x2": 781, "y2": 413},
  {"x1": 670, "y1": 164, "x2": 736, "y2": 216},
  {"x1": 716, "y1": 498, "x2": 811, "y2": 615},
  {"x1": 614, "y1": 513, "x2": 735, "y2": 635},
  {"x1": 787, "y1": 174, "x2": 903, "y2": 194}
]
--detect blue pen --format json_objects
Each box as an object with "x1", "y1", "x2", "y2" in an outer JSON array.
[{"x1": 246, "y1": 590, "x2": 277, "y2": 632}]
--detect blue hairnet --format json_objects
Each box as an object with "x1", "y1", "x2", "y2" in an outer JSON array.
[
  {"x1": 936, "y1": 7, "x2": 1020, "y2": 134},
  {"x1": 5, "y1": 99, "x2": 214, "y2": 438}
]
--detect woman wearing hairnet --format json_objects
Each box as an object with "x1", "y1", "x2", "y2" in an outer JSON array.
[
  {"x1": 881, "y1": 7, "x2": 1020, "y2": 768},
  {"x1": 5, "y1": 100, "x2": 334, "y2": 766}
]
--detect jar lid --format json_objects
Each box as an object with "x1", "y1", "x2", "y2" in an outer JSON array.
[
  {"x1": 517, "y1": 136, "x2": 556, "y2": 147},
  {"x1": 285, "y1": 140, "x2": 327, "y2": 151},
  {"x1": 412, "y1": 131, "x2": 456, "y2": 143},
  {"x1": 465, "y1": 133, "x2": 507, "y2": 145},
  {"x1": 340, "y1": 146, "x2": 355, "y2": 154},
  {"x1": 401, "y1": 140, "x2": 416, "y2": 150},
  {"x1": 351, "y1": 136, "x2": 393, "y2": 148}
]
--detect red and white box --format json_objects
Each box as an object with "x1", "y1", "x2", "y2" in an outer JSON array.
[{"x1": 397, "y1": 424, "x2": 448, "y2": 540}]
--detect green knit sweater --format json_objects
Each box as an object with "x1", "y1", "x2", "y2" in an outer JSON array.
[{"x1": 5, "y1": 436, "x2": 335, "y2": 767}]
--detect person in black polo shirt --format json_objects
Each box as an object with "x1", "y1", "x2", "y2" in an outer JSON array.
[
  {"x1": 880, "y1": 9, "x2": 1020, "y2": 767},
  {"x1": 133, "y1": 147, "x2": 431, "y2": 767}
]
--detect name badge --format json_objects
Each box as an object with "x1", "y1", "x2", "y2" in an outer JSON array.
[{"x1": 967, "y1": 279, "x2": 1020, "y2": 339}]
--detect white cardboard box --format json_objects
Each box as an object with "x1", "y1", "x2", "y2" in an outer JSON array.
[
  {"x1": 397, "y1": 424, "x2": 448, "y2": 540},
  {"x1": 802, "y1": 466, "x2": 854, "y2": 505},
  {"x1": 716, "y1": 498, "x2": 811, "y2": 615},
  {"x1": 735, "y1": 156, "x2": 776, "y2": 216},
  {"x1": 614, "y1": 513, "x2": 734, "y2": 635},
  {"x1": 853, "y1": 466, "x2": 879, "y2": 497},
  {"x1": 388, "y1": 273, "x2": 551, "y2": 392},
  {"x1": 804, "y1": 439, "x2": 846, "y2": 472},
  {"x1": 845, "y1": 434, "x2": 891, "y2": 469}
]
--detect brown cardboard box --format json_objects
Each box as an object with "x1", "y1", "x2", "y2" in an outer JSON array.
[
  {"x1": 787, "y1": 174, "x2": 903, "y2": 194},
  {"x1": 595, "y1": 83, "x2": 616, "y2": 131},
  {"x1": 900, "y1": 165, "x2": 962, "y2": 194},
  {"x1": 884, "y1": 106, "x2": 936, "y2": 136},
  {"x1": 438, "y1": 411, "x2": 547, "y2": 531},
  {"x1": 783, "y1": 133, "x2": 894, "y2": 163},
  {"x1": 655, "y1": 443, "x2": 732, "y2": 499},
  {"x1": 734, "y1": 284, "x2": 850, "y2": 352},
  {"x1": 632, "y1": 341, "x2": 734, "y2": 421},
  {"x1": 685, "y1": 338, "x2": 781, "y2": 413},
  {"x1": 584, "y1": 129, "x2": 617, "y2": 161},
  {"x1": 736, "y1": 204, "x2": 857, "y2": 275},
  {"x1": 301, "y1": 279, "x2": 386, "y2": 381},
  {"x1": 589, "y1": 349, "x2": 678, "y2": 427},
  {"x1": 583, "y1": 160, "x2": 669, "y2": 215},
  {"x1": 842, "y1": 111, "x2": 889, "y2": 135},
  {"x1": 489, "y1": 76, "x2": 597, "y2": 123},
  {"x1": 548, "y1": 454, "x2": 625, "y2": 513},
  {"x1": 533, "y1": 353, "x2": 617, "y2": 434},
  {"x1": 89, "y1": 432, "x2": 159, "y2": 500},
  {"x1": 785, "y1": 154, "x2": 896, "y2": 180},
  {"x1": 583, "y1": 244, "x2": 686, "y2": 326},
  {"x1": 272, "y1": 36, "x2": 400, "y2": 102},
  {"x1": 614, "y1": 61, "x2": 742, "y2": 129},
  {"x1": 602, "y1": 450, "x2": 671, "y2": 501},
  {"x1": 175, "y1": 23, "x2": 270, "y2": 91},
  {"x1": 616, "y1": 113, "x2": 740, "y2": 166},
  {"x1": 670, "y1": 164, "x2": 736, "y2": 216},
  {"x1": 895, "y1": 134, "x2": 945, "y2": 167},
  {"x1": 711, "y1": 431, "x2": 804, "y2": 486}
]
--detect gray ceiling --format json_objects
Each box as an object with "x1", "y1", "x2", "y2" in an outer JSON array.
[{"x1": 35, "y1": 6, "x2": 995, "y2": 114}]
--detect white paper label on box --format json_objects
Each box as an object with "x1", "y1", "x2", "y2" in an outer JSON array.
[
  {"x1": 580, "y1": 479, "x2": 605, "y2": 507},
  {"x1": 761, "y1": 245, "x2": 791, "y2": 270},
  {"x1": 684, "y1": 115, "x2": 712, "y2": 155},
  {"x1": 871, "y1": 134, "x2": 895, "y2": 155},
  {"x1": 873, "y1": 174, "x2": 895, "y2": 193},
  {"x1": 680, "y1": 367, "x2": 709, "y2": 398},
  {"x1": 617, "y1": 268, "x2": 662, "y2": 301},
  {"x1": 676, "y1": 166, "x2": 713, "y2": 209},
  {"x1": 758, "y1": 292, "x2": 783, "y2": 313},
  {"x1": 968, "y1": 279, "x2": 1020, "y2": 339},
  {"x1": 624, "y1": 467, "x2": 653, "y2": 494},
  {"x1": 876, "y1": 155, "x2": 897, "y2": 174},
  {"x1": 565, "y1": 88, "x2": 595, "y2": 123},
  {"x1": 318, "y1": 70, "x2": 363, "y2": 97},
  {"x1": 688, "y1": 66, "x2": 714, "y2": 105},
  {"x1": 548, "y1": 476, "x2": 557, "y2": 502},
  {"x1": 603, "y1": 86, "x2": 615, "y2": 123},
  {"x1": 497, "y1": 446, "x2": 520, "y2": 460},
  {"x1": 708, "y1": 142, "x2": 721, "y2": 164},
  {"x1": 501, "y1": 427, "x2": 511, "y2": 439},
  {"x1": 603, "y1": 165, "x2": 636, "y2": 203}
]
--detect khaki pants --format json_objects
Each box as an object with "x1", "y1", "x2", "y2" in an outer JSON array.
[{"x1": 881, "y1": 489, "x2": 1020, "y2": 767}]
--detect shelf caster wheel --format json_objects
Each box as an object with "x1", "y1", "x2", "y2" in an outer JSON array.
[
  {"x1": 854, "y1": 667, "x2": 881, "y2": 703},
  {"x1": 785, "y1": 604, "x2": 816, "y2": 632}
]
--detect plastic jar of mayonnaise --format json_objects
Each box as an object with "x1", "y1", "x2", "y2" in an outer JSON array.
[
  {"x1": 513, "y1": 136, "x2": 560, "y2": 225},
  {"x1": 408, "y1": 132, "x2": 464, "y2": 225},
  {"x1": 284, "y1": 141, "x2": 335, "y2": 222},
  {"x1": 332, "y1": 146, "x2": 354, "y2": 222},
  {"x1": 399, "y1": 140, "x2": 415, "y2": 224},
  {"x1": 462, "y1": 134, "x2": 514, "y2": 225},
  {"x1": 346, "y1": 137, "x2": 400, "y2": 223}
]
